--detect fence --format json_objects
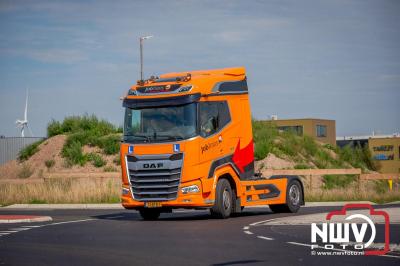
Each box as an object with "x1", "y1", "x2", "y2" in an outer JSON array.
[
  {"x1": 263, "y1": 168, "x2": 400, "y2": 191},
  {"x1": 0, "y1": 137, "x2": 45, "y2": 165}
]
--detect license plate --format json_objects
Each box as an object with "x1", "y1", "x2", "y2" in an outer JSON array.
[{"x1": 145, "y1": 202, "x2": 162, "y2": 208}]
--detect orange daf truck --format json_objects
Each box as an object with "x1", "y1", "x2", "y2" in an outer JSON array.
[{"x1": 120, "y1": 67, "x2": 304, "y2": 220}]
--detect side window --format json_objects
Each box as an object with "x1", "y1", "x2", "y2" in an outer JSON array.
[
  {"x1": 316, "y1": 125, "x2": 327, "y2": 137},
  {"x1": 199, "y1": 101, "x2": 231, "y2": 138},
  {"x1": 218, "y1": 101, "x2": 231, "y2": 128}
]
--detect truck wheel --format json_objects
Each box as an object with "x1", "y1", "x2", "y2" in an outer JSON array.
[
  {"x1": 210, "y1": 179, "x2": 233, "y2": 219},
  {"x1": 269, "y1": 179, "x2": 302, "y2": 213},
  {"x1": 139, "y1": 208, "x2": 161, "y2": 220}
]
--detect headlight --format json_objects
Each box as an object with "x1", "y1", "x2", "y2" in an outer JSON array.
[
  {"x1": 181, "y1": 185, "x2": 200, "y2": 194},
  {"x1": 178, "y1": 85, "x2": 192, "y2": 93}
]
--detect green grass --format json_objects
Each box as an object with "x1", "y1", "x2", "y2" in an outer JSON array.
[
  {"x1": 18, "y1": 140, "x2": 44, "y2": 161},
  {"x1": 104, "y1": 165, "x2": 118, "y2": 172},
  {"x1": 48, "y1": 115, "x2": 122, "y2": 166},
  {"x1": 322, "y1": 175, "x2": 357, "y2": 189},
  {"x1": 17, "y1": 164, "x2": 33, "y2": 179},
  {"x1": 252, "y1": 120, "x2": 379, "y2": 189},
  {"x1": 44, "y1": 159, "x2": 55, "y2": 169},
  {"x1": 87, "y1": 153, "x2": 106, "y2": 168},
  {"x1": 62, "y1": 141, "x2": 87, "y2": 166},
  {"x1": 253, "y1": 120, "x2": 377, "y2": 172}
]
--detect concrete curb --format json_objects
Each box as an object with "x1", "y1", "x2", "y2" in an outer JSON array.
[
  {"x1": 1, "y1": 204, "x2": 124, "y2": 210},
  {"x1": 0, "y1": 215, "x2": 53, "y2": 223},
  {"x1": 2, "y1": 201, "x2": 398, "y2": 210}
]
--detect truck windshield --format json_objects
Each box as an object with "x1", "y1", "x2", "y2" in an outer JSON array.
[{"x1": 124, "y1": 103, "x2": 197, "y2": 143}]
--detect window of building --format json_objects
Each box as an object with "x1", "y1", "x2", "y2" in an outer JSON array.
[
  {"x1": 316, "y1": 125, "x2": 327, "y2": 137},
  {"x1": 277, "y1": 126, "x2": 303, "y2": 136},
  {"x1": 199, "y1": 101, "x2": 231, "y2": 138}
]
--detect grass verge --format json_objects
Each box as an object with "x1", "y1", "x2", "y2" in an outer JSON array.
[{"x1": 0, "y1": 178, "x2": 121, "y2": 205}]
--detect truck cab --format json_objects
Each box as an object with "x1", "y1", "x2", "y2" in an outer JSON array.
[{"x1": 120, "y1": 67, "x2": 304, "y2": 219}]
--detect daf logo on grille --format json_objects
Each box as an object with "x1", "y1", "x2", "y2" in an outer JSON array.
[{"x1": 143, "y1": 163, "x2": 164, "y2": 169}]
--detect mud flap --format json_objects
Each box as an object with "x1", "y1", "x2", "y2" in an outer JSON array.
[
  {"x1": 269, "y1": 175, "x2": 305, "y2": 205},
  {"x1": 234, "y1": 197, "x2": 242, "y2": 213}
]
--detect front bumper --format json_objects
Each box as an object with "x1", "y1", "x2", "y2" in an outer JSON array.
[{"x1": 121, "y1": 179, "x2": 214, "y2": 209}]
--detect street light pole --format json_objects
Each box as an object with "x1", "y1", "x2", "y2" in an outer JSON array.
[{"x1": 139, "y1": 35, "x2": 153, "y2": 81}]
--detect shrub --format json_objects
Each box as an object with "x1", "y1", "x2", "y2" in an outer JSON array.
[
  {"x1": 46, "y1": 114, "x2": 119, "y2": 137},
  {"x1": 323, "y1": 174, "x2": 357, "y2": 189},
  {"x1": 97, "y1": 135, "x2": 120, "y2": 155},
  {"x1": 113, "y1": 156, "x2": 121, "y2": 166},
  {"x1": 62, "y1": 141, "x2": 86, "y2": 166},
  {"x1": 294, "y1": 164, "x2": 310, "y2": 169},
  {"x1": 44, "y1": 159, "x2": 55, "y2": 169},
  {"x1": 47, "y1": 120, "x2": 63, "y2": 137},
  {"x1": 18, "y1": 140, "x2": 44, "y2": 161},
  {"x1": 303, "y1": 136, "x2": 318, "y2": 157},
  {"x1": 104, "y1": 165, "x2": 118, "y2": 172},
  {"x1": 252, "y1": 120, "x2": 278, "y2": 160},
  {"x1": 18, "y1": 164, "x2": 33, "y2": 179},
  {"x1": 87, "y1": 153, "x2": 106, "y2": 168}
]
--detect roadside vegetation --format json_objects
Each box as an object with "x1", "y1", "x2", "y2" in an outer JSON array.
[
  {"x1": 252, "y1": 120, "x2": 379, "y2": 172},
  {"x1": 48, "y1": 114, "x2": 122, "y2": 167},
  {"x1": 0, "y1": 178, "x2": 120, "y2": 205},
  {"x1": 18, "y1": 139, "x2": 44, "y2": 161},
  {"x1": 1, "y1": 117, "x2": 396, "y2": 205},
  {"x1": 252, "y1": 120, "x2": 390, "y2": 197}
]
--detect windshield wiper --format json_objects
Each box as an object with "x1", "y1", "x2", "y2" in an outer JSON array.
[
  {"x1": 156, "y1": 135, "x2": 184, "y2": 141},
  {"x1": 125, "y1": 134, "x2": 152, "y2": 142}
]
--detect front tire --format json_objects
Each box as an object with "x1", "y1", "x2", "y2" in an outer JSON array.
[
  {"x1": 269, "y1": 179, "x2": 302, "y2": 213},
  {"x1": 139, "y1": 208, "x2": 161, "y2": 220},
  {"x1": 210, "y1": 179, "x2": 233, "y2": 219}
]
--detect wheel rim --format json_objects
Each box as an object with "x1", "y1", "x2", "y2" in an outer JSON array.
[
  {"x1": 222, "y1": 189, "x2": 231, "y2": 210},
  {"x1": 289, "y1": 184, "x2": 300, "y2": 206}
]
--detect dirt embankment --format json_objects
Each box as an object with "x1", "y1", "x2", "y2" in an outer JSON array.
[{"x1": 0, "y1": 135, "x2": 119, "y2": 180}]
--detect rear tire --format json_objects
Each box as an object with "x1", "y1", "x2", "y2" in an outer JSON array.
[
  {"x1": 269, "y1": 179, "x2": 302, "y2": 213},
  {"x1": 139, "y1": 208, "x2": 161, "y2": 220},
  {"x1": 210, "y1": 179, "x2": 233, "y2": 219}
]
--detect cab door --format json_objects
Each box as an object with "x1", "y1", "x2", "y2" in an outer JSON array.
[{"x1": 198, "y1": 101, "x2": 232, "y2": 180}]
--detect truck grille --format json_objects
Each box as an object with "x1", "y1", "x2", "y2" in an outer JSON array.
[{"x1": 126, "y1": 153, "x2": 183, "y2": 201}]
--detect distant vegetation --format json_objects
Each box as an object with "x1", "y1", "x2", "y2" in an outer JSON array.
[
  {"x1": 252, "y1": 120, "x2": 379, "y2": 172},
  {"x1": 18, "y1": 140, "x2": 44, "y2": 161},
  {"x1": 252, "y1": 120, "x2": 380, "y2": 189},
  {"x1": 47, "y1": 115, "x2": 122, "y2": 166}
]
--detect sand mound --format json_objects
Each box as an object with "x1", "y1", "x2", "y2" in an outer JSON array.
[
  {"x1": 0, "y1": 135, "x2": 119, "y2": 179},
  {"x1": 255, "y1": 153, "x2": 296, "y2": 172}
]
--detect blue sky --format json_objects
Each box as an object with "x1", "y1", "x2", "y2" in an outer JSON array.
[{"x1": 0, "y1": 0, "x2": 399, "y2": 137}]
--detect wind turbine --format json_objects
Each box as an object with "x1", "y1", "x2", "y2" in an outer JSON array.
[{"x1": 15, "y1": 89, "x2": 33, "y2": 137}]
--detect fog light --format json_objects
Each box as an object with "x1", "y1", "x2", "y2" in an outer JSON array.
[
  {"x1": 122, "y1": 187, "x2": 130, "y2": 195},
  {"x1": 181, "y1": 185, "x2": 200, "y2": 194}
]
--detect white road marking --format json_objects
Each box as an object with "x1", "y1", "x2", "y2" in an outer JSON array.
[
  {"x1": 287, "y1": 241, "x2": 313, "y2": 247},
  {"x1": 244, "y1": 231, "x2": 254, "y2": 235},
  {"x1": 10, "y1": 228, "x2": 31, "y2": 231},
  {"x1": 243, "y1": 226, "x2": 249, "y2": 230},
  {"x1": 0, "y1": 231, "x2": 18, "y2": 233},
  {"x1": 257, "y1": 236, "x2": 274, "y2": 240},
  {"x1": 46, "y1": 219, "x2": 95, "y2": 226},
  {"x1": 21, "y1": 225, "x2": 43, "y2": 228},
  {"x1": 250, "y1": 218, "x2": 276, "y2": 226},
  {"x1": 0, "y1": 233, "x2": 11, "y2": 235}
]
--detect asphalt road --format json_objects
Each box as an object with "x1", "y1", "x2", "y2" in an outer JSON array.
[{"x1": 0, "y1": 205, "x2": 399, "y2": 266}]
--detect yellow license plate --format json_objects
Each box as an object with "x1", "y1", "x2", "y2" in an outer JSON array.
[{"x1": 145, "y1": 202, "x2": 162, "y2": 208}]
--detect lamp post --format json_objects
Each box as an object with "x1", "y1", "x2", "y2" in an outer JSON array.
[{"x1": 139, "y1": 35, "x2": 153, "y2": 81}]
